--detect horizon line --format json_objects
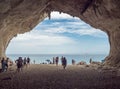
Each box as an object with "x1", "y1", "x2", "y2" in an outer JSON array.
[{"x1": 6, "y1": 53, "x2": 108, "y2": 55}]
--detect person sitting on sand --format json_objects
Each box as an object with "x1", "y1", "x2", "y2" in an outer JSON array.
[{"x1": 61, "y1": 57, "x2": 67, "y2": 69}]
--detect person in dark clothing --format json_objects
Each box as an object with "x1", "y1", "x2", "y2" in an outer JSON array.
[
  {"x1": 55, "y1": 56, "x2": 59, "y2": 66},
  {"x1": 15, "y1": 57, "x2": 23, "y2": 72},
  {"x1": 72, "y1": 59, "x2": 75, "y2": 65},
  {"x1": 5, "y1": 57, "x2": 9, "y2": 71},
  {"x1": 89, "y1": 58, "x2": 92, "y2": 64},
  {"x1": 27, "y1": 57, "x2": 30, "y2": 66},
  {"x1": 61, "y1": 57, "x2": 67, "y2": 69},
  {"x1": 1, "y1": 57, "x2": 6, "y2": 72},
  {"x1": 23, "y1": 57, "x2": 27, "y2": 68}
]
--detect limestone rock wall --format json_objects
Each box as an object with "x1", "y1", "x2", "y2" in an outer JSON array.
[{"x1": 0, "y1": 0, "x2": 120, "y2": 66}]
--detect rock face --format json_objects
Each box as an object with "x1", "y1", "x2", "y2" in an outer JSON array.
[{"x1": 0, "y1": 0, "x2": 120, "y2": 66}]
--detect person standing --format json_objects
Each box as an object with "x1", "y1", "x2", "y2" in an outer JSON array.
[
  {"x1": 23, "y1": 57, "x2": 27, "y2": 68},
  {"x1": 33, "y1": 60, "x2": 35, "y2": 64},
  {"x1": 61, "y1": 56, "x2": 64, "y2": 64},
  {"x1": 62, "y1": 57, "x2": 67, "y2": 69},
  {"x1": 55, "y1": 56, "x2": 59, "y2": 66},
  {"x1": 27, "y1": 57, "x2": 30, "y2": 66},
  {"x1": 5, "y1": 57, "x2": 9, "y2": 71},
  {"x1": 89, "y1": 58, "x2": 92, "y2": 64},
  {"x1": 72, "y1": 59, "x2": 75, "y2": 65},
  {"x1": 1, "y1": 57, "x2": 6, "y2": 72},
  {"x1": 15, "y1": 57, "x2": 23, "y2": 72},
  {"x1": 53, "y1": 57, "x2": 55, "y2": 64}
]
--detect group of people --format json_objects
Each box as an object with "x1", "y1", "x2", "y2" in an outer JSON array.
[
  {"x1": 0, "y1": 57, "x2": 9, "y2": 72},
  {"x1": 53, "y1": 56, "x2": 59, "y2": 66},
  {"x1": 53, "y1": 56, "x2": 67, "y2": 69},
  {"x1": 0, "y1": 56, "x2": 75, "y2": 72},
  {"x1": 15, "y1": 57, "x2": 30, "y2": 72}
]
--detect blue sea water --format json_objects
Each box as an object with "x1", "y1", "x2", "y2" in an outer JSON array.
[{"x1": 7, "y1": 54, "x2": 107, "y2": 65}]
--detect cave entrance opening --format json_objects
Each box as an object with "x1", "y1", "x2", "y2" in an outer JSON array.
[{"x1": 6, "y1": 11, "x2": 109, "y2": 64}]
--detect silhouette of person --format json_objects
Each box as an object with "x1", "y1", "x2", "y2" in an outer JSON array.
[
  {"x1": 89, "y1": 58, "x2": 92, "y2": 64},
  {"x1": 15, "y1": 57, "x2": 23, "y2": 72},
  {"x1": 33, "y1": 60, "x2": 35, "y2": 64},
  {"x1": 62, "y1": 57, "x2": 67, "y2": 69},
  {"x1": 1, "y1": 57, "x2": 6, "y2": 72},
  {"x1": 27, "y1": 57, "x2": 30, "y2": 66},
  {"x1": 55, "y1": 56, "x2": 59, "y2": 66},
  {"x1": 23, "y1": 57, "x2": 27, "y2": 68},
  {"x1": 53, "y1": 57, "x2": 55, "y2": 64},
  {"x1": 72, "y1": 59, "x2": 75, "y2": 65},
  {"x1": 5, "y1": 57, "x2": 9, "y2": 71}
]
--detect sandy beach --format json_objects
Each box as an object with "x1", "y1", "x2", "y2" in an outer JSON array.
[{"x1": 0, "y1": 64, "x2": 120, "y2": 89}]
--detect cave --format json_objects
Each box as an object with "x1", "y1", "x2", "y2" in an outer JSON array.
[{"x1": 0, "y1": 0, "x2": 120, "y2": 67}]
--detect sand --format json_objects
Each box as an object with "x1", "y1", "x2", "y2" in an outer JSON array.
[{"x1": 0, "y1": 64, "x2": 120, "y2": 89}]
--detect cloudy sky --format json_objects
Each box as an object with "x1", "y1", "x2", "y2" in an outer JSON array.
[{"x1": 6, "y1": 11, "x2": 110, "y2": 55}]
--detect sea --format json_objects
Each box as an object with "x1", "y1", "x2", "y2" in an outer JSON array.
[{"x1": 7, "y1": 54, "x2": 107, "y2": 65}]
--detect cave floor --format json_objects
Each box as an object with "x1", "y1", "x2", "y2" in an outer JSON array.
[{"x1": 0, "y1": 64, "x2": 120, "y2": 89}]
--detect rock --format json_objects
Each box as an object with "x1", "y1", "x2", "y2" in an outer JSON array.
[
  {"x1": 77, "y1": 61, "x2": 87, "y2": 65},
  {"x1": 91, "y1": 61, "x2": 101, "y2": 65}
]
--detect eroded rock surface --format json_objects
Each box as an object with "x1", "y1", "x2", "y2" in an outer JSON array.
[{"x1": 0, "y1": 0, "x2": 120, "y2": 66}]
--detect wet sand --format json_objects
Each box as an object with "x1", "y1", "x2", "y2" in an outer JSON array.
[{"x1": 0, "y1": 64, "x2": 120, "y2": 89}]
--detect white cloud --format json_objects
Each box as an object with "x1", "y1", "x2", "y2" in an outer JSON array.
[
  {"x1": 6, "y1": 30, "x2": 77, "y2": 54},
  {"x1": 41, "y1": 26, "x2": 107, "y2": 38},
  {"x1": 44, "y1": 27, "x2": 66, "y2": 33},
  {"x1": 10, "y1": 30, "x2": 75, "y2": 46},
  {"x1": 45, "y1": 11, "x2": 79, "y2": 20},
  {"x1": 69, "y1": 28, "x2": 107, "y2": 36}
]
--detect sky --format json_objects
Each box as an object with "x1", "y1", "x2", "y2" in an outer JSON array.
[{"x1": 6, "y1": 11, "x2": 110, "y2": 55}]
